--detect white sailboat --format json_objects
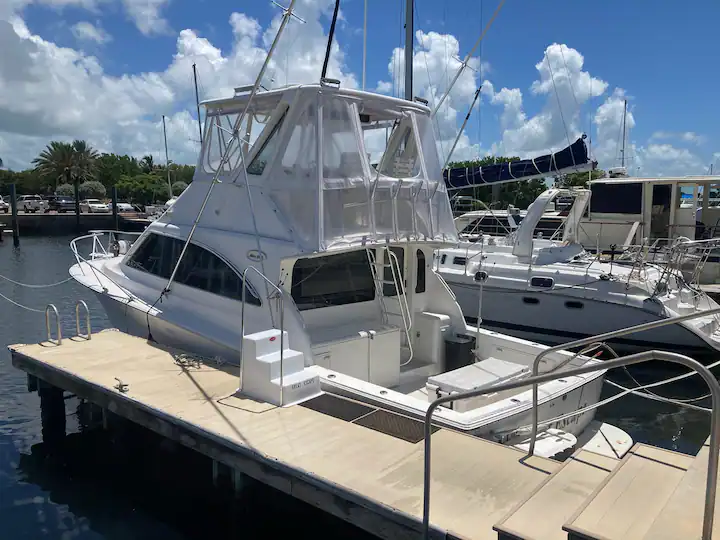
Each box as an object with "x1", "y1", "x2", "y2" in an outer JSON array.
[{"x1": 440, "y1": 185, "x2": 720, "y2": 359}]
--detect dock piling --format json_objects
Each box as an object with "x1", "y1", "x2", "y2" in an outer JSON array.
[
  {"x1": 38, "y1": 382, "x2": 65, "y2": 448},
  {"x1": 111, "y1": 186, "x2": 119, "y2": 230},
  {"x1": 9, "y1": 183, "x2": 19, "y2": 247}
]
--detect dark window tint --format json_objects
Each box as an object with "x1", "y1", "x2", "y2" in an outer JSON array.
[
  {"x1": 292, "y1": 250, "x2": 375, "y2": 310},
  {"x1": 523, "y1": 297, "x2": 539, "y2": 305},
  {"x1": 440, "y1": 253, "x2": 447, "y2": 264},
  {"x1": 126, "y1": 234, "x2": 259, "y2": 305},
  {"x1": 530, "y1": 276, "x2": 554, "y2": 288},
  {"x1": 565, "y1": 300, "x2": 584, "y2": 309},
  {"x1": 590, "y1": 182, "x2": 643, "y2": 214},
  {"x1": 383, "y1": 247, "x2": 405, "y2": 297},
  {"x1": 415, "y1": 249, "x2": 426, "y2": 293},
  {"x1": 452, "y1": 256, "x2": 467, "y2": 266}
]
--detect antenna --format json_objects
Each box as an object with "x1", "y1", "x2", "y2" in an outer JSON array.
[
  {"x1": 362, "y1": 0, "x2": 367, "y2": 90},
  {"x1": 620, "y1": 99, "x2": 627, "y2": 168},
  {"x1": 404, "y1": 0, "x2": 414, "y2": 100},
  {"x1": 321, "y1": 0, "x2": 341, "y2": 80},
  {"x1": 192, "y1": 63, "x2": 203, "y2": 146}
]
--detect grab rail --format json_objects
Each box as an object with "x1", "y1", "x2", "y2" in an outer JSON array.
[
  {"x1": 529, "y1": 306, "x2": 720, "y2": 456},
  {"x1": 75, "y1": 300, "x2": 91, "y2": 340},
  {"x1": 421, "y1": 349, "x2": 720, "y2": 540},
  {"x1": 45, "y1": 304, "x2": 62, "y2": 345},
  {"x1": 239, "y1": 266, "x2": 285, "y2": 405}
]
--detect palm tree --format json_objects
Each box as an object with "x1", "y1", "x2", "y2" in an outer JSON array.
[
  {"x1": 32, "y1": 139, "x2": 98, "y2": 191},
  {"x1": 140, "y1": 154, "x2": 155, "y2": 174}
]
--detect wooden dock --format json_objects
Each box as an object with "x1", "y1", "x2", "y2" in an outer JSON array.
[{"x1": 7, "y1": 329, "x2": 717, "y2": 540}]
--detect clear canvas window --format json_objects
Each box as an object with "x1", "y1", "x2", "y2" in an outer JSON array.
[{"x1": 247, "y1": 112, "x2": 287, "y2": 175}]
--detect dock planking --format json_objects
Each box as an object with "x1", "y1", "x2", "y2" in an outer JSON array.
[{"x1": 9, "y1": 329, "x2": 561, "y2": 540}]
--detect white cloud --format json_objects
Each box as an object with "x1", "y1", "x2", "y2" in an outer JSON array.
[
  {"x1": 650, "y1": 130, "x2": 705, "y2": 145},
  {"x1": 0, "y1": 1, "x2": 359, "y2": 170},
  {"x1": 483, "y1": 43, "x2": 607, "y2": 157},
  {"x1": 121, "y1": 0, "x2": 171, "y2": 36},
  {"x1": 71, "y1": 21, "x2": 112, "y2": 44}
]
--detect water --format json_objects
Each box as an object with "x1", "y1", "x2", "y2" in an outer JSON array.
[{"x1": 0, "y1": 237, "x2": 712, "y2": 538}]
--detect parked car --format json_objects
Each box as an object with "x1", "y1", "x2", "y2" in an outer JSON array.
[
  {"x1": 116, "y1": 202, "x2": 134, "y2": 212},
  {"x1": 0, "y1": 195, "x2": 9, "y2": 213},
  {"x1": 17, "y1": 194, "x2": 46, "y2": 213},
  {"x1": 46, "y1": 195, "x2": 76, "y2": 213},
  {"x1": 80, "y1": 199, "x2": 110, "y2": 213}
]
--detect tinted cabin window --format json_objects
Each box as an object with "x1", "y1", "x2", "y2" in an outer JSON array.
[
  {"x1": 590, "y1": 182, "x2": 643, "y2": 213},
  {"x1": 452, "y1": 257, "x2": 467, "y2": 266},
  {"x1": 415, "y1": 250, "x2": 426, "y2": 293},
  {"x1": 126, "y1": 234, "x2": 260, "y2": 305},
  {"x1": 530, "y1": 277, "x2": 554, "y2": 288},
  {"x1": 292, "y1": 251, "x2": 375, "y2": 310}
]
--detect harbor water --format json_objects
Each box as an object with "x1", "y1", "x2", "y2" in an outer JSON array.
[{"x1": 0, "y1": 236, "x2": 712, "y2": 539}]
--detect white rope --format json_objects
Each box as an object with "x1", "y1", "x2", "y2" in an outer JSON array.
[
  {"x1": 0, "y1": 290, "x2": 47, "y2": 313},
  {"x1": 0, "y1": 274, "x2": 73, "y2": 288}
]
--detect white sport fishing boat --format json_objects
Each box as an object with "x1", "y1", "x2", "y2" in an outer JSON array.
[
  {"x1": 69, "y1": 81, "x2": 609, "y2": 455},
  {"x1": 440, "y1": 186, "x2": 720, "y2": 360}
]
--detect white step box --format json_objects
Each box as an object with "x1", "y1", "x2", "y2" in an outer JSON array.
[{"x1": 240, "y1": 329, "x2": 321, "y2": 407}]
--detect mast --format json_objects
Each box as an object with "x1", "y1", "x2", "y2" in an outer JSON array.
[
  {"x1": 162, "y1": 115, "x2": 172, "y2": 200},
  {"x1": 321, "y1": 0, "x2": 341, "y2": 79},
  {"x1": 362, "y1": 0, "x2": 368, "y2": 90},
  {"x1": 404, "y1": 0, "x2": 414, "y2": 100},
  {"x1": 620, "y1": 99, "x2": 627, "y2": 168},
  {"x1": 192, "y1": 63, "x2": 203, "y2": 145}
]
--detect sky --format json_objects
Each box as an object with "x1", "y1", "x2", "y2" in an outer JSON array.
[{"x1": 1, "y1": 0, "x2": 718, "y2": 177}]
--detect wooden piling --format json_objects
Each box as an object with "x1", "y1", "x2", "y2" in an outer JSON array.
[{"x1": 9, "y1": 183, "x2": 19, "y2": 247}]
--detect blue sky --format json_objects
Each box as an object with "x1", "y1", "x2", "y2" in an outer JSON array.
[{"x1": 2, "y1": 0, "x2": 718, "y2": 175}]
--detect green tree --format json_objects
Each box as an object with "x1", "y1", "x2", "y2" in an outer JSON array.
[
  {"x1": 171, "y1": 181, "x2": 188, "y2": 196},
  {"x1": 555, "y1": 169, "x2": 606, "y2": 188},
  {"x1": 79, "y1": 180, "x2": 107, "y2": 199},
  {"x1": 32, "y1": 139, "x2": 98, "y2": 191},
  {"x1": 140, "y1": 154, "x2": 155, "y2": 173},
  {"x1": 56, "y1": 183, "x2": 74, "y2": 196}
]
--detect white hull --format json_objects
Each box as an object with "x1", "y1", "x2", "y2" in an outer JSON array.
[{"x1": 449, "y1": 282, "x2": 720, "y2": 359}]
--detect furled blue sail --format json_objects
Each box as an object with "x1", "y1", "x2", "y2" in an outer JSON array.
[{"x1": 443, "y1": 135, "x2": 595, "y2": 189}]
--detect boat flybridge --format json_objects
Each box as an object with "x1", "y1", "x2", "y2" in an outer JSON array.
[
  {"x1": 69, "y1": 82, "x2": 608, "y2": 455},
  {"x1": 440, "y1": 186, "x2": 720, "y2": 359}
]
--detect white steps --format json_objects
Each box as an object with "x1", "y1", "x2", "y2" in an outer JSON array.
[
  {"x1": 562, "y1": 444, "x2": 694, "y2": 540},
  {"x1": 494, "y1": 450, "x2": 618, "y2": 540},
  {"x1": 240, "y1": 329, "x2": 321, "y2": 406}
]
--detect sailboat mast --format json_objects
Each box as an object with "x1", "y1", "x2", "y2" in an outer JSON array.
[
  {"x1": 321, "y1": 0, "x2": 341, "y2": 79},
  {"x1": 404, "y1": 0, "x2": 414, "y2": 100},
  {"x1": 620, "y1": 99, "x2": 627, "y2": 168},
  {"x1": 192, "y1": 63, "x2": 203, "y2": 145},
  {"x1": 162, "y1": 114, "x2": 172, "y2": 199}
]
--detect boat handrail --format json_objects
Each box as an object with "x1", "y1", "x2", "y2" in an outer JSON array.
[
  {"x1": 75, "y1": 300, "x2": 92, "y2": 340},
  {"x1": 239, "y1": 266, "x2": 286, "y2": 405},
  {"x1": 45, "y1": 304, "x2": 62, "y2": 345},
  {"x1": 421, "y1": 348, "x2": 720, "y2": 540}
]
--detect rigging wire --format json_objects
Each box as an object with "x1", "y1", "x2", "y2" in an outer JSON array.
[{"x1": 544, "y1": 49, "x2": 572, "y2": 149}]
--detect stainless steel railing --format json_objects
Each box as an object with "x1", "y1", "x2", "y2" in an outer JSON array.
[
  {"x1": 529, "y1": 306, "x2": 720, "y2": 456},
  {"x1": 422, "y1": 349, "x2": 720, "y2": 540},
  {"x1": 239, "y1": 266, "x2": 285, "y2": 405}
]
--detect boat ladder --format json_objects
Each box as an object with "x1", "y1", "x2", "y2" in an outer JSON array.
[{"x1": 367, "y1": 247, "x2": 414, "y2": 365}]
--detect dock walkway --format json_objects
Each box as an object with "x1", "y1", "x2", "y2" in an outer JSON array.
[{"x1": 8, "y1": 329, "x2": 717, "y2": 539}]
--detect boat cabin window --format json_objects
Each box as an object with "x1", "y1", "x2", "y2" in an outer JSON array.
[
  {"x1": 126, "y1": 233, "x2": 260, "y2": 305},
  {"x1": 529, "y1": 276, "x2": 554, "y2": 289},
  {"x1": 415, "y1": 250, "x2": 426, "y2": 293},
  {"x1": 590, "y1": 182, "x2": 643, "y2": 214},
  {"x1": 291, "y1": 250, "x2": 375, "y2": 310},
  {"x1": 247, "y1": 112, "x2": 287, "y2": 175}
]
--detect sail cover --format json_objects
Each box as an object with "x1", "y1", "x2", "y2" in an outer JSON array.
[{"x1": 443, "y1": 136, "x2": 594, "y2": 189}]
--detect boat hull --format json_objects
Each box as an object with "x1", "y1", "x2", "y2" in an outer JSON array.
[{"x1": 450, "y1": 282, "x2": 720, "y2": 362}]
